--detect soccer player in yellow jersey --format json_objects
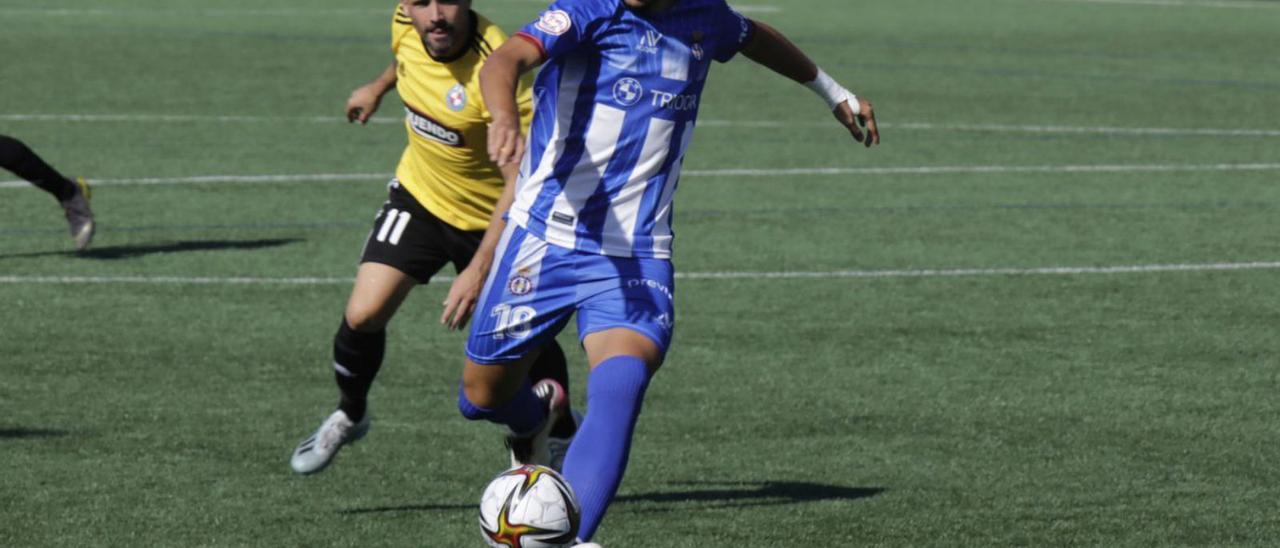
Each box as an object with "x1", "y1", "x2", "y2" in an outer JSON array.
[{"x1": 290, "y1": 0, "x2": 575, "y2": 475}]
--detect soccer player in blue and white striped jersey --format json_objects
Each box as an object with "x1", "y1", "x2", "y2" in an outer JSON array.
[{"x1": 442, "y1": 0, "x2": 879, "y2": 543}]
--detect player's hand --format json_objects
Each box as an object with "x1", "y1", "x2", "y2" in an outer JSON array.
[
  {"x1": 346, "y1": 84, "x2": 384, "y2": 125},
  {"x1": 488, "y1": 115, "x2": 526, "y2": 167},
  {"x1": 835, "y1": 97, "x2": 880, "y2": 148},
  {"x1": 441, "y1": 265, "x2": 486, "y2": 331}
]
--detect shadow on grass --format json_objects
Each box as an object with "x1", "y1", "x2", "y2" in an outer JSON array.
[
  {"x1": 337, "y1": 480, "x2": 883, "y2": 516},
  {"x1": 617, "y1": 480, "x2": 884, "y2": 512},
  {"x1": 0, "y1": 238, "x2": 302, "y2": 260},
  {"x1": 0, "y1": 428, "x2": 73, "y2": 439}
]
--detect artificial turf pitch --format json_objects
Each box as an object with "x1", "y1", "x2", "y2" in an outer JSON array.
[{"x1": 3, "y1": 0, "x2": 1279, "y2": 545}]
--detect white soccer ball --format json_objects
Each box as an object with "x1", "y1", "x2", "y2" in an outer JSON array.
[{"x1": 479, "y1": 465, "x2": 581, "y2": 548}]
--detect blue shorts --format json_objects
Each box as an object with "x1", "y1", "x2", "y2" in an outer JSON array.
[{"x1": 465, "y1": 223, "x2": 675, "y2": 365}]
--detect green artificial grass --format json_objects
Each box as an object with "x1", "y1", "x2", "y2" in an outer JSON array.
[{"x1": 2, "y1": 0, "x2": 1278, "y2": 545}]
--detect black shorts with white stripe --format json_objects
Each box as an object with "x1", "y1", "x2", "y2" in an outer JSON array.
[{"x1": 358, "y1": 181, "x2": 484, "y2": 284}]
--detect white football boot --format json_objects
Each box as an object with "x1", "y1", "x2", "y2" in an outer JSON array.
[
  {"x1": 290, "y1": 409, "x2": 370, "y2": 475},
  {"x1": 506, "y1": 379, "x2": 567, "y2": 468},
  {"x1": 60, "y1": 177, "x2": 95, "y2": 251},
  {"x1": 547, "y1": 409, "x2": 583, "y2": 473}
]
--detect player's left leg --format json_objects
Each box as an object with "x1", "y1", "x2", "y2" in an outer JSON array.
[
  {"x1": 560, "y1": 257, "x2": 675, "y2": 543},
  {"x1": 0, "y1": 135, "x2": 94, "y2": 250}
]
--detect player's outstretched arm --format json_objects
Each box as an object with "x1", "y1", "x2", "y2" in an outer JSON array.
[
  {"x1": 346, "y1": 60, "x2": 398, "y2": 125},
  {"x1": 479, "y1": 37, "x2": 545, "y2": 166},
  {"x1": 740, "y1": 21, "x2": 879, "y2": 147}
]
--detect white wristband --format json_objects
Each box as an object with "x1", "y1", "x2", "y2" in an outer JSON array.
[{"x1": 804, "y1": 68, "x2": 860, "y2": 115}]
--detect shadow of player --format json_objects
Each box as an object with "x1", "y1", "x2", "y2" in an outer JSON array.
[
  {"x1": 0, "y1": 428, "x2": 73, "y2": 440},
  {"x1": 617, "y1": 480, "x2": 885, "y2": 511},
  {"x1": 0, "y1": 238, "x2": 302, "y2": 260}
]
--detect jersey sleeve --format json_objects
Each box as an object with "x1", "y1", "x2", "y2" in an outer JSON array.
[
  {"x1": 712, "y1": 5, "x2": 754, "y2": 63},
  {"x1": 392, "y1": 5, "x2": 413, "y2": 53},
  {"x1": 516, "y1": 0, "x2": 611, "y2": 61}
]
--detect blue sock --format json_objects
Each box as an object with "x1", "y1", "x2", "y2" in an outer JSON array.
[
  {"x1": 562, "y1": 356, "x2": 651, "y2": 541},
  {"x1": 457, "y1": 380, "x2": 545, "y2": 436}
]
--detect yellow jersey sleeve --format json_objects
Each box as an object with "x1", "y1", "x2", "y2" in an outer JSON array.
[{"x1": 391, "y1": 5, "x2": 413, "y2": 54}]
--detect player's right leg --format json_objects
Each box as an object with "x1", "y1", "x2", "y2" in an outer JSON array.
[
  {"x1": 291, "y1": 183, "x2": 448, "y2": 475},
  {"x1": 458, "y1": 223, "x2": 577, "y2": 469},
  {"x1": 0, "y1": 135, "x2": 94, "y2": 250}
]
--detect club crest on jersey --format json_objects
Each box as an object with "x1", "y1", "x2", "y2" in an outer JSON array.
[
  {"x1": 613, "y1": 78, "x2": 644, "y2": 107},
  {"x1": 637, "y1": 30, "x2": 663, "y2": 54},
  {"x1": 405, "y1": 106, "x2": 464, "y2": 147},
  {"x1": 445, "y1": 84, "x2": 467, "y2": 112},
  {"x1": 691, "y1": 43, "x2": 705, "y2": 61},
  {"x1": 535, "y1": 10, "x2": 571, "y2": 36},
  {"x1": 508, "y1": 270, "x2": 535, "y2": 296}
]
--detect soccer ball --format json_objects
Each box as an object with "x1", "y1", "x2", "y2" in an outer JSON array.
[{"x1": 479, "y1": 465, "x2": 581, "y2": 548}]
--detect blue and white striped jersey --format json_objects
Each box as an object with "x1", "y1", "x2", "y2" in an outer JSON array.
[{"x1": 509, "y1": 0, "x2": 753, "y2": 258}]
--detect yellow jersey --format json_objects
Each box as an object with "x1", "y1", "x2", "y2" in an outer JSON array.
[{"x1": 391, "y1": 7, "x2": 533, "y2": 231}]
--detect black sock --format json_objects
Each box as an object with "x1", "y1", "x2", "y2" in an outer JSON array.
[
  {"x1": 529, "y1": 341, "x2": 577, "y2": 438},
  {"x1": 0, "y1": 135, "x2": 78, "y2": 202},
  {"x1": 333, "y1": 319, "x2": 386, "y2": 422}
]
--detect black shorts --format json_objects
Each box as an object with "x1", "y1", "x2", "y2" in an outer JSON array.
[{"x1": 359, "y1": 182, "x2": 484, "y2": 284}]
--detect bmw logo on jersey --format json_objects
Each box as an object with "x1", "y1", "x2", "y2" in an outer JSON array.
[{"x1": 613, "y1": 78, "x2": 644, "y2": 107}]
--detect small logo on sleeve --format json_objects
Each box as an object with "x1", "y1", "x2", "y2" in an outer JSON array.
[{"x1": 535, "y1": 10, "x2": 572, "y2": 36}]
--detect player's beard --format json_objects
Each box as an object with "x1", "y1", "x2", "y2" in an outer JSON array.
[{"x1": 422, "y1": 23, "x2": 457, "y2": 58}]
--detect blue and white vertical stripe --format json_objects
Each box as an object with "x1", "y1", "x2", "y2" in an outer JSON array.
[{"x1": 509, "y1": 0, "x2": 751, "y2": 259}]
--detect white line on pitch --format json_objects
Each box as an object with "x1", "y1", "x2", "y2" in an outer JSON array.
[
  {"x1": 1045, "y1": 0, "x2": 1280, "y2": 9},
  {"x1": 0, "y1": 173, "x2": 391, "y2": 189},
  {"x1": 884, "y1": 122, "x2": 1280, "y2": 138},
  {"x1": 0, "y1": 114, "x2": 376, "y2": 124},
  {"x1": 681, "y1": 163, "x2": 1280, "y2": 177},
  {"x1": 3, "y1": 261, "x2": 1278, "y2": 286},
  {"x1": 6, "y1": 113, "x2": 1280, "y2": 138},
  {"x1": 0, "y1": 4, "x2": 781, "y2": 16},
  {"x1": 679, "y1": 261, "x2": 1280, "y2": 279},
  {"x1": 4, "y1": 163, "x2": 1279, "y2": 189}
]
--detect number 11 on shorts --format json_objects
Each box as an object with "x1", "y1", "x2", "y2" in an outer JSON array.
[{"x1": 376, "y1": 209, "x2": 411, "y2": 246}]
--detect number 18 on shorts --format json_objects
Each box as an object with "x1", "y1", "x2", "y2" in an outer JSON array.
[{"x1": 465, "y1": 224, "x2": 676, "y2": 365}]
